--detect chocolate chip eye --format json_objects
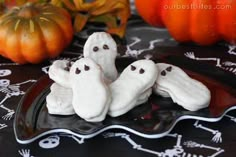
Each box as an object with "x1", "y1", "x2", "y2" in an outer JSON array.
[
  {"x1": 64, "y1": 61, "x2": 72, "y2": 71},
  {"x1": 166, "y1": 66, "x2": 172, "y2": 72},
  {"x1": 161, "y1": 70, "x2": 166, "y2": 76},
  {"x1": 139, "y1": 68, "x2": 145, "y2": 74},
  {"x1": 103, "y1": 44, "x2": 109, "y2": 50},
  {"x1": 66, "y1": 61, "x2": 72, "y2": 67},
  {"x1": 84, "y1": 65, "x2": 90, "y2": 71},
  {"x1": 75, "y1": 68, "x2": 81, "y2": 74},
  {"x1": 93, "y1": 46, "x2": 99, "y2": 52},
  {"x1": 64, "y1": 67, "x2": 70, "y2": 71},
  {"x1": 131, "y1": 65, "x2": 136, "y2": 71}
]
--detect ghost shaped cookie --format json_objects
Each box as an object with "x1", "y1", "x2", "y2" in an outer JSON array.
[
  {"x1": 83, "y1": 32, "x2": 118, "y2": 82},
  {"x1": 136, "y1": 88, "x2": 153, "y2": 106},
  {"x1": 48, "y1": 60, "x2": 73, "y2": 88},
  {"x1": 108, "y1": 59, "x2": 158, "y2": 117},
  {"x1": 153, "y1": 63, "x2": 211, "y2": 111},
  {"x1": 46, "y1": 83, "x2": 75, "y2": 115},
  {"x1": 69, "y1": 58, "x2": 111, "y2": 122}
]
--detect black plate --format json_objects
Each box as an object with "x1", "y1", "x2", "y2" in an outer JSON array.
[{"x1": 14, "y1": 55, "x2": 236, "y2": 144}]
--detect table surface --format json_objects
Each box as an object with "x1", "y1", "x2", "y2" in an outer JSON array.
[{"x1": 1, "y1": 10, "x2": 236, "y2": 157}]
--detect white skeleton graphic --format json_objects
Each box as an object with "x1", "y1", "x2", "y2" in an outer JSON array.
[
  {"x1": 225, "y1": 114, "x2": 236, "y2": 123},
  {"x1": 0, "y1": 69, "x2": 13, "y2": 127},
  {"x1": 0, "y1": 69, "x2": 11, "y2": 77},
  {"x1": 185, "y1": 52, "x2": 236, "y2": 75},
  {"x1": 0, "y1": 123, "x2": 7, "y2": 130},
  {"x1": 0, "y1": 79, "x2": 36, "y2": 120},
  {"x1": 222, "y1": 61, "x2": 236, "y2": 74},
  {"x1": 41, "y1": 56, "x2": 82, "y2": 74},
  {"x1": 18, "y1": 149, "x2": 34, "y2": 157},
  {"x1": 185, "y1": 52, "x2": 222, "y2": 67},
  {"x1": 184, "y1": 141, "x2": 224, "y2": 157},
  {"x1": 194, "y1": 121, "x2": 222, "y2": 143},
  {"x1": 39, "y1": 135, "x2": 60, "y2": 149},
  {"x1": 227, "y1": 45, "x2": 236, "y2": 55},
  {"x1": 0, "y1": 63, "x2": 19, "y2": 66},
  {"x1": 59, "y1": 134, "x2": 85, "y2": 144},
  {"x1": 36, "y1": 131, "x2": 225, "y2": 156},
  {"x1": 223, "y1": 61, "x2": 236, "y2": 67},
  {"x1": 103, "y1": 132, "x2": 224, "y2": 157},
  {"x1": 125, "y1": 37, "x2": 165, "y2": 58},
  {"x1": 39, "y1": 134, "x2": 84, "y2": 149},
  {"x1": 1, "y1": 105, "x2": 15, "y2": 120}
]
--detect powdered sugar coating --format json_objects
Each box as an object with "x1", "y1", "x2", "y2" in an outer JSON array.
[
  {"x1": 109, "y1": 59, "x2": 158, "y2": 117},
  {"x1": 83, "y1": 32, "x2": 118, "y2": 82},
  {"x1": 46, "y1": 83, "x2": 75, "y2": 115},
  {"x1": 154, "y1": 63, "x2": 211, "y2": 111},
  {"x1": 69, "y1": 58, "x2": 111, "y2": 122}
]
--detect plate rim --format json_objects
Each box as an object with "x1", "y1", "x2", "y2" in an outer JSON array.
[
  {"x1": 13, "y1": 57, "x2": 236, "y2": 144},
  {"x1": 15, "y1": 105, "x2": 236, "y2": 144}
]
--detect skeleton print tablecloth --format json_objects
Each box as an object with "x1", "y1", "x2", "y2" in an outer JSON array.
[{"x1": 1, "y1": 13, "x2": 236, "y2": 157}]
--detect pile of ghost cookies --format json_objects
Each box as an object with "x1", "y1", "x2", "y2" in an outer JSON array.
[{"x1": 46, "y1": 32, "x2": 211, "y2": 122}]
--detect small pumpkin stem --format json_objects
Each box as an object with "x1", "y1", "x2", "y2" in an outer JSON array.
[{"x1": 17, "y1": 3, "x2": 40, "y2": 18}]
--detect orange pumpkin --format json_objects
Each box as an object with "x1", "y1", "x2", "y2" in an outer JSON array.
[
  {"x1": 0, "y1": 3, "x2": 73, "y2": 64},
  {"x1": 135, "y1": 0, "x2": 236, "y2": 45},
  {"x1": 135, "y1": 0, "x2": 165, "y2": 27}
]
